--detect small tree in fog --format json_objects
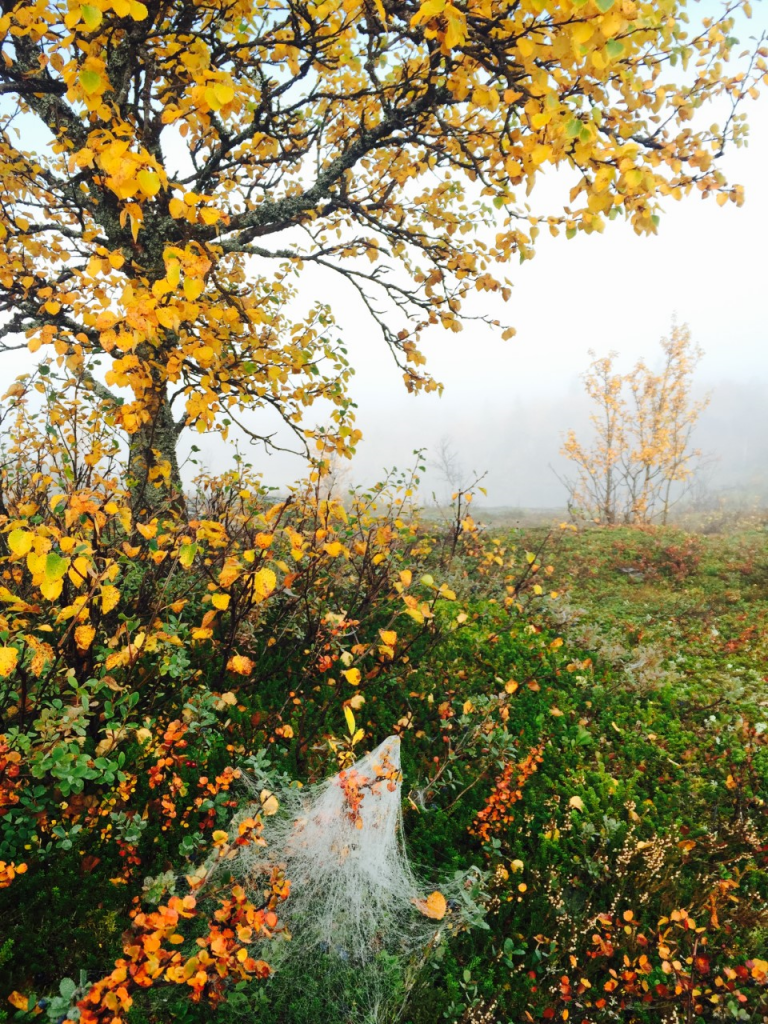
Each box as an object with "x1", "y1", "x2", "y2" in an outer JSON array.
[{"x1": 561, "y1": 324, "x2": 709, "y2": 525}]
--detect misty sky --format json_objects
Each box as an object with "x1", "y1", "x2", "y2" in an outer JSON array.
[
  {"x1": 189, "y1": 83, "x2": 768, "y2": 508},
  {"x1": 2, "y1": 7, "x2": 767, "y2": 509}
]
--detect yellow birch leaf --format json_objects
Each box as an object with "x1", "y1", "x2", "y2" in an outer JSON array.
[
  {"x1": 260, "y1": 790, "x2": 279, "y2": 815},
  {"x1": 40, "y1": 577, "x2": 63, "y2": 601},
  {"x1": 211, "y1": 593, "x2": 230, "y2": 610},
  {"x1": 68, "y1": 556, "x2": 90, "y2": 587},
  {"x1": 214, "y1": 83, "x2": 235, "y2": 106},
  {"x1": 227, "y1": 654, "x2": 254, "y2": 676},
  {"x1": 183, "y1": 277, "x2": 204, "y2": 300},
  {"x1": 344, "y1": 705, "x2": 355, "y2": 735},
  {"x1": 252, "y1": 567, "x2": 276, "y2": 602},
  {"x1": 0, "y1": 647, "x2": 18, "y2": 677},
  {"x1": 343, "y1": 668, "x2": 361, "y2": 686},
  {"x1": 137, "y1": 169, "x2": 161, "y2": 196},
  {"x1": 101, "y1": 585, "x2": 120, "y2": 614},
  {"x1": 75, "y1": 624, "x2": 96, "y2": 650},
  {"x1": 8, "y1": 529, "x2": 33, "y2": 556}
]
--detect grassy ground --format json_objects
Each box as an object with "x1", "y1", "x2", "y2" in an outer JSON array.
[
  {"x1": 3, "y1": 515, "x2": 767, "y2": 1024},
  {"x1": 401, "y1": 520, "x2": 768, "y2": 1022},
  {"x1": 540, "y1": 522, "x2": 768, "y2": 705}
]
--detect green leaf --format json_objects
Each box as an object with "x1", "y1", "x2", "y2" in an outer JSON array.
[
  {"x1": 606, "y1": 38, "x2": 624, "y2": 58},
  {"x1": 80, "y1": 4, "x2": 102, "y2": 30},
  {"x1": 179, "y1": 542, "x2": 197, "y2": 569},
  {"x1": 595, "y1": 0, "x2": 614, "y2": 9},
  {"x1": 79, "y1": 69, "x2": 102, "y2": 95},
  {"x1": 59, "y1": 978, "x2": 77, "y2": 1000},
  {"x1": 45, "y1": 552, "x2": 69, "y2": 582},
  {"x1": 566, "y1": 118, "x2": 582, "y2": 139}
]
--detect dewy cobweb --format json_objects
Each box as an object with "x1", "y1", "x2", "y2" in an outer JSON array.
[{"x1": 223, "y1": 735, "x2": 477, "y2": 1023}]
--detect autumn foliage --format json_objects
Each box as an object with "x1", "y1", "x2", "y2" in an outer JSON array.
[
  {"x1": 561, "y1": 322, "x2": 710, "y2": 524},
  {"x1": 0, "y1": 0, "x2": 763, "y2": 508}
]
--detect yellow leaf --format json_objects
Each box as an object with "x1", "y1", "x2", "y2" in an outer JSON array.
[
  {"x1": 211, "y1": 593, "x2": 230, "y2": 611},
  {"x1": 101, "y1": 585, "x2": 120, "y2": 614},
  {"x1": 568, "y1": 795, "x2": 585, "y2": 812},
  {"x1": 8, "y1": 529, "x2": 33, "y2": 556},
  {"x1": 343, "y1": 667, "x2": 361, "y2": 686},
  {"x1": 40, "y1": 577, "x2": 63, "y2": 601},
  {"x1": 379, "y1": 629, "x2": 397, "y2": 646},
  {"x1": 137, "y1": 169, "x2": 161, "y2": 196},
  {"x1": 74, "y1": 624, "x2": 96, "y2": 651},
  {"x1": 252, "y1": 567, "x2": 276, "y2": 602},
  {"x1": 344, "y1": 705, "x2": 355, "y2": 735},
  {"x1": 68, "y1": 556, "x2": 91, "y2": 587},
  {"x1": 183, "y1": 276, "x2": 204, "y2": 301},
  {"x1": 214, "y1": 82, "x2": 235, "y2": 106},
  {"x1": 227, "y1": 654, "x2": 254, "y2": 676},
  {"x1": 260, "y1": 790, "x2": 279, "y2": 815},
  {"x1": 0, "y1": 647, "x2": 19, "y2": 677},
  {"x1": 200, "y1": 208, "x2": 220, "y2": 225},
  {"x1": 8, "y1": 993, "x2": 29, "y2": 1012}
]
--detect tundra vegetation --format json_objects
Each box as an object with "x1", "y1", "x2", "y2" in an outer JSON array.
[{"x1": 0, "y1": 0, "x2": 766, "y2": 1020}]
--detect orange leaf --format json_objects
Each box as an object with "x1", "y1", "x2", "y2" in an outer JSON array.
[{"x1": 415, "y1": 890, "x2": 447, "y2": 920}]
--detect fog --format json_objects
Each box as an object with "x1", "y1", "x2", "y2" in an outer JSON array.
[{"x1": 178, "y1": 86, "x2": 768, "y2": 511}]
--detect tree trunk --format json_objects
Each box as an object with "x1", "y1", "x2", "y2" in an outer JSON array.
[{"x1": 127, "y1": 388, "x2": 186, "y2": 518}]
